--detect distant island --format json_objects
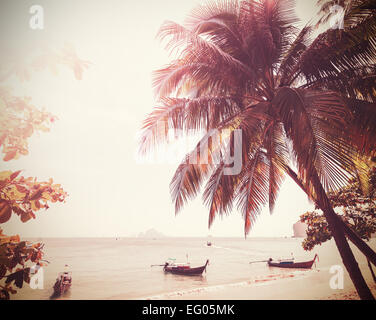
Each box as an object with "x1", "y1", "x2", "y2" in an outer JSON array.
[{"x1": 137, "y1": 228, "x2": 166, "y2": 239}]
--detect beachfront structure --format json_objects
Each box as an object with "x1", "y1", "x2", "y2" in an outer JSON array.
[{"x1": 293, "y1": 221, "x2": 308, "y2": 238}]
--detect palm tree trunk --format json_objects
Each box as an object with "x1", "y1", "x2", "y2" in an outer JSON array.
[
  {"x1": 367, "y1": 260, "x2": 376, "y2": 283},
  {"x1": 310, "y1": 171, "x2": 374, "y2": 300},
  {"x1": 286, "y1": 166, "x2": 376, "y2": 267},
  {"x1": 341, "y1": 222, "x2": 376, "y2": 267}
]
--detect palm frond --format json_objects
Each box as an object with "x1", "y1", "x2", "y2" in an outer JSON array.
[
  {"x1": 139, "y1": 96, "x2": 243, "y2": 154},
  {"x1": 202, "y1": 102, "x2": 271, "y2": 227},
  {"x1": 236, "y1": 148, "x2": 269, "y2": 236},
  {"x1": 152, "y1": 61, "x2": 233, "y2": 98},
  {"x1": 345, "y1": 98, "x2": 376, "y2": 153},
  {"x1": 157, "y1": 20, "x2": 255, "y2": 80},
  {"x1": 239, "y1": 0, "x2": 300, "y2": 69},
  {"x1": 203, "y1": 161, "x2": 237, "y2": 227},
  {"x1": 302, "y1": 65, "x2": 376, "y2": 102},
  {"x1": 139, "y1": 98, "x2": 183, "y2": 155},
  {"x1": 298, "y1": 23, "x2": 376, "y2": 89},
  {"x1": 170, "y1": 156, "x2": 210, "y2": 215},
  {"x1": 265, "y1": 121, "x2": 289, "y2": 213},
  {"x1": 170, "y1": 117, "x2": 239, "y2": 214},
  {"x1": 273, "y1": 87, "x2": 364, "y2": 192},
  {"x1": 278, "y1": 25, "x2": 313, "y2": 86}
]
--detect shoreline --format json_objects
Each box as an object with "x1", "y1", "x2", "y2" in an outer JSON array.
[
  {"x1": 13, "y1": 237, "x2": 376, "y2": 300},
  {"x1": 140, "y1": 263, "x2": 376, "y2": 300},
  {"x1": 139, "y1": 239, "x2": 376, "y2": 300},
  {"x1": 140, "y1": 269, "x2": 318, "y2": 300},
  {"x1": 322, "y1": 283, "x2": 376, "y2": 300}
]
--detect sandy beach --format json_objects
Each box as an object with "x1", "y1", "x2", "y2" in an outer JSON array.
[
  {"x1": 154, "y1": 266, "x2": 376, "y2": 300},
  {"x1": 144, "y1": 239, "x2": 376, "y2": 300}
]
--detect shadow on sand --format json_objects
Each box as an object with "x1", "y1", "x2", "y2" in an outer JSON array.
[{"x1": 49, "y1": 290, "x2": 71, "y2": 300}]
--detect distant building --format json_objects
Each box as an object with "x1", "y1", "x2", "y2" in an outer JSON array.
[{"x1": 293, "y1": 221, "x2": 308, "y2": 238}]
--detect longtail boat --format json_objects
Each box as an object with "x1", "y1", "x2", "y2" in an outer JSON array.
[
  {"x1": 267, "y1": 254, "x2": 318, "y2": 269},
  {"x1": 163, "y1": 259, "x2": 209, "y2": 276},
  {"x1": 53, "y1": 271, "x2": 72, "y2": 296}
]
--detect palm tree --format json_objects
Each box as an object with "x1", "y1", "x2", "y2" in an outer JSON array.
[
  {"x1": 305, "y1": 0, "x2": 376, "y2": 266},
  {"x1": 140, "y1": 0, "x2": 376, "y2": 299},
  {"x1": 316, "y1": 0, "x2": 376, "y2": 29}
]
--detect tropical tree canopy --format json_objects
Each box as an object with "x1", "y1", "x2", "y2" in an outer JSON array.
[
  {"x1": 301, "y1": 166, "x2": 376, "y2": 251},
  {"x1": 0, "y1": 45, "x2": 88, "y2": 299},
  {"x1": 140, "y1": 0, "x2": 376, "y2": 236}
]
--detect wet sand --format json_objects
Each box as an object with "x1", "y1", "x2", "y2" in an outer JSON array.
[
  {"x1": 150, "y1": 241, "x2": 376, "y2": 300},
  {"x1": 158, "y1": 265, "x2": 376, "y2": 300}
]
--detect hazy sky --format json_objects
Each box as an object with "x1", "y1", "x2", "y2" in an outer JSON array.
[{"x1": 1, "y1": 0, "x2": 323, "y2": 237}]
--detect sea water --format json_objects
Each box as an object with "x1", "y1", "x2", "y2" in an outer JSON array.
[{"x1": 12, "y1": 237, "x2": 375, "y2": 299}]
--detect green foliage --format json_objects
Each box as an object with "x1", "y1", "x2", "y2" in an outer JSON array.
[
  {"x1": 0, "y1": 45, "x2": 87, "y2": 299},
  {"x1": 0, "y1": 171, "x2": 67, "y2": 224},
  {"x1": 301, "y1": 211, "x2": 332, "y2": 250},
  {"x1": 0, "y1": 230, "x2": 45, "y2": 299},
  {"x1": 0, "y1": 98, "x2": 65, "y2": 299},
  {"x1": 301, "y1": 167, "x2": 376, "y2": 251},
  {"x1": 0, "y1": 88, "x2": 57, "y2": 162}
]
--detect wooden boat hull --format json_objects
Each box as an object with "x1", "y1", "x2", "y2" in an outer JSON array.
[
  {"x1": 164, "y1": 260, "x2": 209, "y2": 276},
  {"x1": 267, "y1": 255, "x2": 318, "y2": 269},
  {"x1": 53, "y1": 276, "x2": 72, "y2": 296},
  {"x1": 53, "y1": 281, "x2": 71, "y2": 295}
]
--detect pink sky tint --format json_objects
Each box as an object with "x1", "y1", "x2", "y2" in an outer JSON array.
[{"x1": 1, "y1": 0, "x2": 323, "y2": 237}]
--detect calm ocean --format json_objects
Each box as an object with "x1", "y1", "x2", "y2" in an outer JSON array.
[{"x1": 13, "y1": 237, "x2": 374, "y2": 300}]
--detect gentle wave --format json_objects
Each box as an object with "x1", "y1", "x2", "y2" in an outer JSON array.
[{"x1": 141, "y1": 269, "x2": 319, "y2": 300}]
